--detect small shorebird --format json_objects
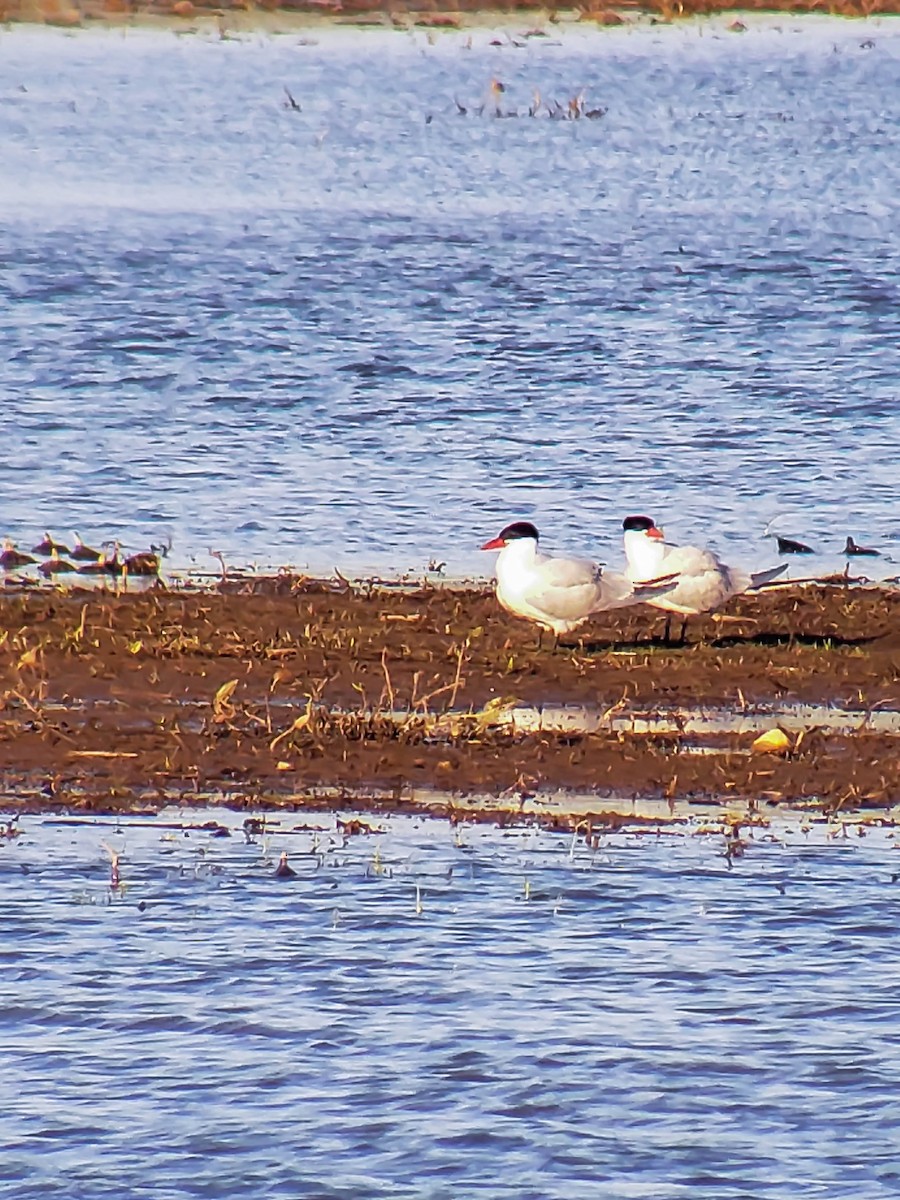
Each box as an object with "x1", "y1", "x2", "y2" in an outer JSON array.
[
  {"x1": 77, "y1": 543, "x2": 122, "y2": 576},
  {"x1": 70, "y1": 532, "x2": 103, "y2": 562},
  {"x1": 38, "y1": 549, "x2": 77, "y2": 577},
  {"x1": 32, "y1": 531, "x2": 70, "y2": 556},
  {"x1": 488, "y1": 78, "x2": 515, "y2": 118},
  {"x1": 480, "y1": 520, "x2": 675, "y2": 644},
  {"x1": 622, "y1": 515, "x2": 787, "y2": 644},
  {"x1": 844, "y1": 536, "x2": 880, "y2": 557},
  {"x1": 0, "y1": 539, "x2": 37, "y2": 570}
]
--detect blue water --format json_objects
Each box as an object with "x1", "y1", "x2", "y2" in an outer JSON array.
[
  {"x1": 1, "y1": 19, "x2": 898, "y2": 580},
  {"x1": 1, "y1": 809, "x2": 899, "y2": 1198}
]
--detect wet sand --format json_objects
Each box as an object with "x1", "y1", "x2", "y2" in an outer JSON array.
[{"x1": 1, "y1": 575, "x2": 897, "y2": 821}]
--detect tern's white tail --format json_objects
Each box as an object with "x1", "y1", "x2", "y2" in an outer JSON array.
[{"x1": 748, "y1": 564, "x2": 789, "y2": 589}]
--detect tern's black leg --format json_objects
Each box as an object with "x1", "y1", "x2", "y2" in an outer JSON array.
[{"x1": 679, "y1": 618, "x2": 688, "y2": 646}]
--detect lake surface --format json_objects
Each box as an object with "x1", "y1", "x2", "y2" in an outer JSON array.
[
  {"x1": 1, "y1": 19, "x2": 898, "y2": 580},
  {"x1": 1, "y1": 807, "x2": 899, "y2": 1198}
]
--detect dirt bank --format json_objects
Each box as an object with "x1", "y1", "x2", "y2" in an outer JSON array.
[{"x1": 1, "y1": 575, "x2": 897, "y2": 817}]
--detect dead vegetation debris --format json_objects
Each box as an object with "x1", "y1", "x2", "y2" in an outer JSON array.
[{"x1": 0, "y1": 579, "x2": 897, "y2": 815}]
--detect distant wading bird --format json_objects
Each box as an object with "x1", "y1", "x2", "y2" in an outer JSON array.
[
  {"x1": 38, "y1": 549, "x2": 77, "y2": 577},
  {"x1": 844, "y1": 536, "x2": 880, "y2": 557},
  {"x1": 480, "y1": 520, "x2": 675, "y2": 647},
  {"x1": 70, "y1": 532, "x2": 103, "y2": 562},
  {"x1": 32, "y1": 531, "x2": 70, "y2": 557},
  {"x1": 622, "y1": 515, "x2": 787, "y2": 644},
  {"x1": 776, "y1": 535, "x2": 814, "y2": 555},
  {"x1": 763, "y1": 516, "x2": 814, "y2": 555}
]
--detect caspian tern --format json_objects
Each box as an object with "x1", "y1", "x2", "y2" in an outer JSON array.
[
  {"x1": 622, "y1": 515, "x2": 787, "y2": 643},
  {"x1": 480, "y1": 520, "x2": 674, "y2": 643}
]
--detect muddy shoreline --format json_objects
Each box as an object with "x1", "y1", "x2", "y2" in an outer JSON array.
[{"x1": 1, "y1": 576, "x2": 897, "y2": 821}]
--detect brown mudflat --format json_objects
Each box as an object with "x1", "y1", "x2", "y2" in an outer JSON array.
[{"x1": 1, "y1": 576, "x2": 898, "y2": 820}]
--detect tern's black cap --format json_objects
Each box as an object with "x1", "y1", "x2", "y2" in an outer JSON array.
[
  {"x1": 498, "y1": 521, "x2": 539, "y2": 542},
  {"x1": 622, "y1": 515, "x2": 655, "y2": 533}
]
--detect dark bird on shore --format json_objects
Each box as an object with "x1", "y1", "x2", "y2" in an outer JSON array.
[
  {"x1": 776, "y1": 535, "x2": 814, "y2": 555},
  {"x1": 1, "y1": 539, "x2": 37, "y2": 570},
  {"x1": 844, "y1": 537, "x2": 880, "y2": 557},
  {"x1": 38, "y1": 550, "x2": 77, "y2": 576},
  {"x1": 32, "y1": 531, "x2": 70, "y2": 556},
  {"x1": 124, "y1": 550, "x2": 161, "y2": 577},
  {"x1": 70, "y1": 532, "x2": 103, "y2": 562},
  {"x1": 274, "y1": 851, "x2": 297, "y2": 879}
]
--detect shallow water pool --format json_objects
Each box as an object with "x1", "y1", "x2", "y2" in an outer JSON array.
[{"x1": 1, "y1": 807, "x2": 899, "y2": 1198}]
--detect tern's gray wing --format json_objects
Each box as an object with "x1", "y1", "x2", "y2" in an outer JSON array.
[
  {"x1": 655, "y1": 569, "x2": 734, "y2": 614},
  {"x1": 519, "y1": 552, "x2": 615, "y2": 627},
  {"x1": 591, "y1": 568, "x2": 641, "y2": 612},
  {"x1": 534, "y1": 552, "x2": 601, "y2": 590},
  {"x1": 660, "y1": 543, "x2": 723, "y2": 576},
  {"x1": 537, "y1": 556, "x2": 664, "y2": 615},
  {"x1": 648, "y1": 543, "x2": 743, "y2": 611}
]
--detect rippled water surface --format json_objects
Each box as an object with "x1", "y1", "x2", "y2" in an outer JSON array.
[
  {"x1": 1, "y1": 19, "x2": 899, "y2": 578},
  {"x1": 2, "y1": 809, "x2": 900, "y2": 1198}
]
